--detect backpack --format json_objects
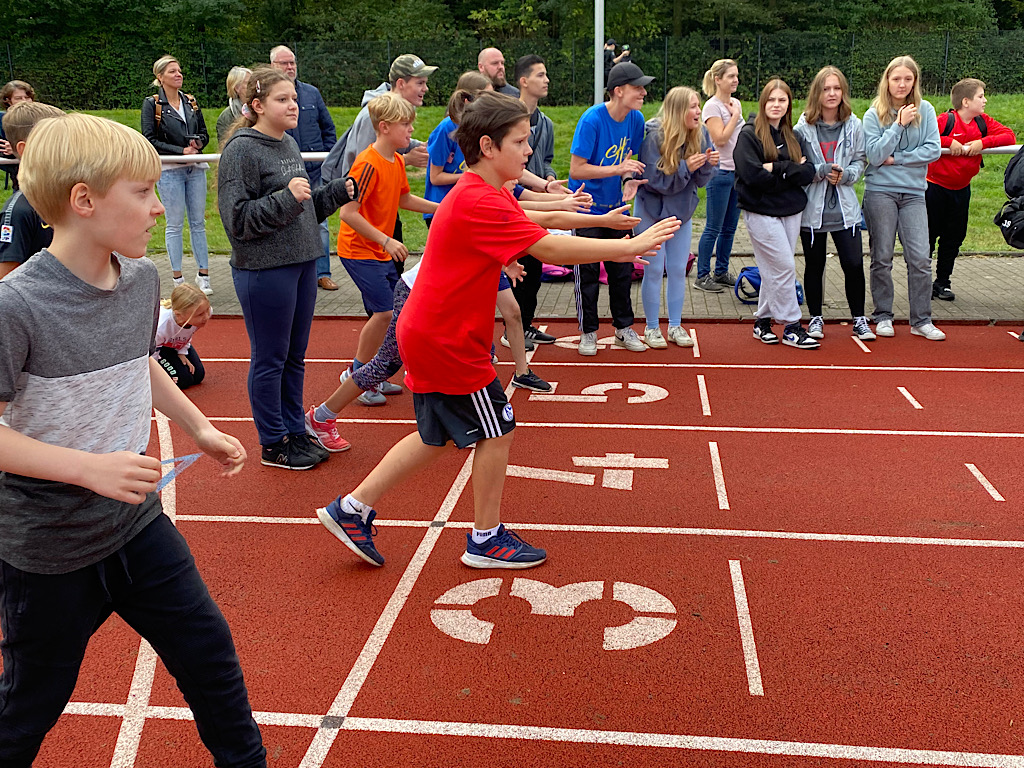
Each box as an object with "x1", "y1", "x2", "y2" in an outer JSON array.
[
  {"x1": 940, "y1": 110, "x2": 988, "y2": 167},
  {"x1": 734, "y1": 265, "x2": 804, "y2": 305},
  {"x1": 150, "y1": 92, "x2": 200, "y2": 129},
  {"x1": 994, "y1": 196, "x2": 1024, "y2": 250},
  {"x1": 1004, "y1": 144, "x2": 1024, "y2": 198},
  {"x1": 320, "y1": 123, "x2": 353, "y2": 183}
]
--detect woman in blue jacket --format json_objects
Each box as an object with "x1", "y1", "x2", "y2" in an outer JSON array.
[{"x1": 635, "y1": 86, "x2": 718, "y2": 348}]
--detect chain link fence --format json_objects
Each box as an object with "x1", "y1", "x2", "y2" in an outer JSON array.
[{"x1": 8, "y1": 30, "x2": 1024, "y2": 110}]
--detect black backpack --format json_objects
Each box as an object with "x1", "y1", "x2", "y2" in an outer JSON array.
[
  {"x1": 1004, "y1": 144, "x2": 1024, "y2": 199},
  {"x1": 994, "y1": 196, "x2": 1024, "y2": 250}
]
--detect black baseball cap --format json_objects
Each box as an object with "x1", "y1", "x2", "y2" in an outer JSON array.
[
  {"x1": 606, "y1": 38, "x2": 616, "y2": 46},
  {"x1": 606, "y1": 62, "x2": 654, "y2": 91}
]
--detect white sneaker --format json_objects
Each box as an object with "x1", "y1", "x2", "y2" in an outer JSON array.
[
  {"x1": 807, "y1": 316, "x2": 824, "y2": 339},
  {"x1": 172, "y1": 276, "x2": 185, "y2": 287},
  {"x1": 643, "y1": 328, "x2": 668, "y2": 349},
  {"x1": 875, "y1": 319, "x2": 894, "y2": 337},
  {"x1": 195, "y1": 274, "x2": 212, "y2": 295},
  {"x1": 667, "y1": 326, "x2": 694, "y2": 347},
  {"x1": 578, "y1": 331, "x2": 598, "y2": 356},
  {"x1": 614, "y1": 327, "x2": 646, "y2": 353},
  {"x1": 911, "y1": 322, "x2": 946, "y2": 341}
]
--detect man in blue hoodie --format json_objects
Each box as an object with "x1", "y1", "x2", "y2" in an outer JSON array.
[{"x1": 271, "y1": 45, "x2": 339, "y2": 290}]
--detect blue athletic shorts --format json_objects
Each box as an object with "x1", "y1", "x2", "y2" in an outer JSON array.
[
  {"x1": 498, "y1": 271, "x2": 511, "y2": 291},
  {"x1": 340, "y1": 257, "x2": 399, "y2": 314},
  {"x1": 412, "y1": 378, "x2": 515, "y2": 449}
]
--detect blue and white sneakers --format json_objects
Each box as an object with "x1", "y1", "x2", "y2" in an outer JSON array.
[
  {"x1": 461, "y1": 525, "x2": 547, "y2": 569},
  {"x1": 316, "y1": 497, "x2": 384, "y2": 566}
]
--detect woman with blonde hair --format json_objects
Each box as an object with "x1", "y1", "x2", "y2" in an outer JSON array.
[
  {"x1": 695, "y1": 59, "x2": 743, "y2": 293},
  {"x1": 217, "y1": 66, "x2": 252, "y2": 141},
  {"x1": 734, "y1": 78, "x2": 817, "y2": 349},
  {"x1": 635, "y1": 86, "x2": 719, "y2": 348},
  {"x1": 794, "y1": 65, "x2": 872, "y2": 341},
  {"x1": 141, "y1": 55, "x2": 212, "y2": 295},
  {"x1": 862, "y1": 55, "x2": 943, "y2": 340}
]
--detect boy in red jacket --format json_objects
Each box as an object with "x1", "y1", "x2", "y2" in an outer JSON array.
[{"x1": 926, "y1": 78, "x2": 1015, "y2": 301}]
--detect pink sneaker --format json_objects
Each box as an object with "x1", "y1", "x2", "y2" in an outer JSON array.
[{"x1": 305, "y1": 407, "x2": 351, "y2": 453}]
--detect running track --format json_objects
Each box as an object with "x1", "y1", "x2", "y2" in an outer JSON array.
[{"x1": 15, "y1": 319, "x2": 1024, "y2": 767}]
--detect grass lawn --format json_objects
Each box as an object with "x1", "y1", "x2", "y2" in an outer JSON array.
[{"x1": 2, "y1": 96, "x2": 1022, "y2": 257}]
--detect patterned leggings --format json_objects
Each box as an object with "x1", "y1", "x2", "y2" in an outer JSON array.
[{"x1": 352, "y1": 279, "x2": 410, "y2": 391}]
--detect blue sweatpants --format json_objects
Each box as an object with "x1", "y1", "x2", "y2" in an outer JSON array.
[{"x1": 233, "y1": 259, "x2": 317, "y2": 445}]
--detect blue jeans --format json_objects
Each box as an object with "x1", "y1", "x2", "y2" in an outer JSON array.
[
  {"x1": 156, "y1": 165, "x2": 209, "y2": 273},
  {"x1": 697, "y1": 170, "x2": 739, "y2": 278},
  {"x1": 636, "y1": 195, "x2": 693, "y2": 327},
  {"x1": 232, "y1": 260, "x2": 317, "y2": 445}
]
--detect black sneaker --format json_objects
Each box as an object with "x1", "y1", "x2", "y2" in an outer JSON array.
[
  {"x1": 753, "y1": 318, "x2": 779, "y2": 344},
  {"x1": 932, "y1": 283, "x2": 955, "y2": 301},
  {"x1": 782, "y1": 323, "x2": 820, "y2": 349},
  {"x1": 291, "y1": 433, "x2": 329, "y2": 464},
  {"x1": 500, "y1": 334, "x2": 535, "y2": 352},
  {"x1": 524, "y1": 326, "x2": 556, "y2": 344},
  {"x1": 512, "y1": 369, "x2": 552, "y2": 392},
  {"x1": 261, "y1": 436, "x2": 317, "y2": 470}
]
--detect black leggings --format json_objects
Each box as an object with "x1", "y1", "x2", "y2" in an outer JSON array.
[
  {"x1": 156, "y1": 346, "x2": 206, "y2": 390},
  {"x1": 800, "y1": 227, "x2": 865, "y2": 318}
]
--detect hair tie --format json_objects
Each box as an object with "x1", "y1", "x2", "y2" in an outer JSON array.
[{"x1": 255, "y1": 80, "x2": 261, "y2": 94}]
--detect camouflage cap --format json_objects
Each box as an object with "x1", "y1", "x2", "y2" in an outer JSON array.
[{"x1": 389, "y1": 54, "x2": 438, "y2": 82}]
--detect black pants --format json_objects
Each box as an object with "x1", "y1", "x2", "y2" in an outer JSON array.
[
  {"x1": 0, "y1": 514, "x2": 266, "y2": 768},
  {"x1": 156, "y1": 346, "x2": 206, "y2": 390},
  {"x1": 926, "y1": 181, "x2": 970, "y2": 287},
  {"x1": 511, "y1": 253, "x2": 543, "y2": 330},
  {"x1": 800, "y1": 227, "x2": 866, "y2": 318},
  {"x1": 573, "y1": 226, "x2": 634, "y2": 334}
]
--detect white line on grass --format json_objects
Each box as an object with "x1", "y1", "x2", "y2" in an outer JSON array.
[
  {"x1": 897, "y1": 387, "x2": 924, "y2": 409},
  {"x1": 697, "y1": 375, "x2": 711, "y2": 416},
  {"x1": 689, "y1": 328, "x2": 700, "y2": 358},
  {"x1": 852, "y1": 337, "x2": 872, "y2": 353},
  {"x1": 965, "y1": 464, "x2": 1006, "y2": 502},
  {"x1": 729, "y1": 560, "x2": 764, "y2": 696},
  {"x1": 297, "y1": 452, "x2": 475, "y2": 768},
  {"x1": 709, "y1": 442, "x2": 729, "y2": 510}
]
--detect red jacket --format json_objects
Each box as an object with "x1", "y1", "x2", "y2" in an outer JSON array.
[{"x1": 927, "y1": 111, "x2": 1016, "y2": 190}]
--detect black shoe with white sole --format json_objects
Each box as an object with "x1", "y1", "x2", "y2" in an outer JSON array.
[
  {"x1": 261, "y1": 436, "x2": 317, "y2": 470},
  {"x1": 782, "y1": 323, "x2": 820, "y2": 349},
  {"x1": 753, "y1": 318, "x2": 779, "y2": 344},
  {"x1": 524, "y1": 325, "x2": 556, "y2": 344}
]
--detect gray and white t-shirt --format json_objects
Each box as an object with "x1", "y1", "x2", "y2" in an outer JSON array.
[{"x1": 0, "y1": 250, "x2": 163, "y2": 574}]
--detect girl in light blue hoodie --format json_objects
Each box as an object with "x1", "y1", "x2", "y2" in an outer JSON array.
[{"x1": 862, "y1": 56, "x2": 944, "y2": 340}]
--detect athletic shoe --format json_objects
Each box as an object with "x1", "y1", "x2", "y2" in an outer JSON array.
[
  {"x1": 753, "y1": 318, "x2": 779, "y2": 344},
  {"x1": 377, "y1": 381, "x2": 403, "y2": 396},
  {"x1": 693, "y1": 274, "x2": 725, "y2": 293},
  {"x1": 875, "y1": 319, "x2": 895, "y2": 337},
  {"x1": 195, "y1": 274, "x2": 212, "y2": 295},
  {"x1": 614, "y1": 327, "x2": 646, "y2": 352},
  {"x1": 781, "y1": 323, "x2": 820, "y2": 349},
  {"x1": 911, "y1": 322, "x2": 946, "y2": 341},
  {"x1": 511, "y1": 369, "x2": 551, "y2": 392},
  {"x1": 1019, "y1": 330, "x2": 1024, "y2": 342},
  {"x1": 261, "y1": 436, "x2": 317, "y2": 470},
  {"x1": 807, "y1": 315, "x2": 825, "y2": 339},
  {"x1": 667, "y1": 326, "x2": 694, "y2": 347},
  {"x1": 713, "y1": 270, "x2": 737, "y2": 286},
  {"x1": 500, "y1": 334, "x2": 535, "y2": 352},
  {"x1": 461, "y1": 525, "x2": 546, "y2": 569},
  {"x1": 932, "y1": 284, "x2": 955, "y2": 301},
  {"x1": 578, "y1": 331, "x2": 598, "y2": 356},
  {"x1": 643, "y1": 328, "x2": 668, "y2": 349},
  {"x1": 316, "y1": 497, "x2": 384, "y2": 566},
  {"x1": 852, "y1": 317, "x2": 876, "y2": 341},
  {"x1": 292, "y1": 433, "x2": 329, "y2": 464},
  {"x1": 305, "y1": 407, "x2": 351, "y2": 453},
  {"x1": 491, "y1": 343, "x2": 498, "y2": 364},
  {"x1": 172, "y1": 276, "x2": 184, "y2": 287},
  {"x1": 524, "y1": 326, "x2": 556, "y2": 344}
]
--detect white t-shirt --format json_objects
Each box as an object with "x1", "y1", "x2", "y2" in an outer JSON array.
[
  {"x1": 702, "y1": 96, "x2": 744, "y2": 171},
  {"x1": 153, "y1": 306, "x2": 197, "y2": 356},
  {"x1": 401, "y1": 260, "x2": 420, "y2": 289}
]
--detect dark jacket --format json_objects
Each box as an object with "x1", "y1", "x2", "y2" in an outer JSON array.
[
  {"x1": 285, "y1": 79, "x2": 336, "y2": 185},
  {"x1": 733, "y1": 121, "x2": 814, "y2": 217},
  {"x1": 141, "y1": 88, "x2": 209, "y2": 156}
]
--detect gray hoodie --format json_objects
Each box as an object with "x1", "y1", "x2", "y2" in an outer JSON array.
[
  {"x1": 863, "y1": 99, "x2": 940, "y2": 195},
  {"x1": 635, "y1": 119, "x2": 716, "y2": 223},
  {"x1": 793, "y1": 113, "x2": 866, "y2": 232},
  {"x1": 217, "y1": 128, "x2": 353, "y2": 270}
]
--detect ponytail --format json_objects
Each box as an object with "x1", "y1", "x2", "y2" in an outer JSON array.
[
  {"x1": 702, "y1": 59, "x2": 737, "y2": 97},
  {"x1": 221, "y1": 66, "x2": 289, "y2": 143}
]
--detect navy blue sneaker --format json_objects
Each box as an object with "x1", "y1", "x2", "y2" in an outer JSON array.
[
  {"x1": 461, "y1": 525, "x2": 546, "y2": 569},
  {"x1": 316, "y1": 497, "x2": 384, "y2": 566}
]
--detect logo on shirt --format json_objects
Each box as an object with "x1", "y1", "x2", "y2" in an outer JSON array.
[
  {"x1": 502, "y1": 403, "x2": 514, "y2": 422},
  {"x1": 0, "y1": 224, "x2": 12, "y2": 243},
  {"x1": 820, "y1": 140, "x2": 838, "y2": 163},
  {"x1": 604, "y1": 136, "x2": 630, "y2": 165}
]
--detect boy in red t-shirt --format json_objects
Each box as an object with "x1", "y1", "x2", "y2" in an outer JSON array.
[
  {"x1": 926, "y1": 78, "x2": 1015, "y2": 301},
  {"x1": 337, "y1": 92, "x2": 437, "y2": 404},
  {"x1": 316, "y1": 92, "x2": 679, "y2": 569}
]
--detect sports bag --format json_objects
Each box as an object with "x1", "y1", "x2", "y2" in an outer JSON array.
[
  {"x1": 994, "y1": 196, "x2": 1024, "y2": 249},
  {"x1": 1005, "y1": 145, "x2": 1024, "y2": 199},
  {"x1": 734, "y1": 265, "x2": 804, "y2": 305}
]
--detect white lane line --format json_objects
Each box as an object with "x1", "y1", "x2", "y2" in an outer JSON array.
[
  {"x1": 297, "y1": 452, "x2": 475, "y2": 768},
  {"x1": 709, "y1": 442, "x2": 730, "y2": 510},
  {"x1": 155, "y1": 411, "x2": 177, "y2": 522},
  {"x1": 729, "y1": 560, "x2": 764, "y2": 696},
  {"x1": 852, "y1": 337, "x2": 871, "y2": 353},
  {"x1": 176, "y1": 515, "x2": 433, "y2": 526},
  {"x1": 697, "y1": 375, "x2": 711, "y2": 416},
  {"x1": 897, "y1": 387, "x2": 924, "y2": 409},
  {"x1": 965, "y1": 464, "x2": 1006, "y2": 502},
  {"x1": 506, "y1": 464, "x2": 595, "y2": 485},
  {"x1": 689, "y1": 328, "x2": 700, "y2": 358},
  {"x1": 1009, "y1": 331, "x2": 1020, "y2": 339}
]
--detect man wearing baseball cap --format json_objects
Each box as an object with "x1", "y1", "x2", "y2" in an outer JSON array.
[{"x1": 567, "y1": 61, "x2": 655, "y2": 356}]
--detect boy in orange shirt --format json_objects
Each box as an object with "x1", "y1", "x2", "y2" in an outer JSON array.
[
  {"x1": 926, "y1": 78, "x2": 1015, "y2": 301},
  {"x1": 337, "y1": 92, "x2": 437, "y2": 404}
]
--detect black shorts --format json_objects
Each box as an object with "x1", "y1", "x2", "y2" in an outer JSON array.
[{"x1": 413, "y1": 378, "x2": 515, "y2": 448}]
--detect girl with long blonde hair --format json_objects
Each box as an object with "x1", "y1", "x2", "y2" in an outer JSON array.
[
  {"x1": 862, "y1": 55, "x2": 943, "y2": 340},
  {"x1": 635, "y1": 86, "x2": 718, "y2": 348}
]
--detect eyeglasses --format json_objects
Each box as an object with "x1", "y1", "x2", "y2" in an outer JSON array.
[{"x1": 274, "y1": 59, "x2": 297, "y2": 66}]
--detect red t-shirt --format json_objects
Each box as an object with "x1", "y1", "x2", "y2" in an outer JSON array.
[{"x1": 398, "y1": 173, "x2": 547, "y2": 395}]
